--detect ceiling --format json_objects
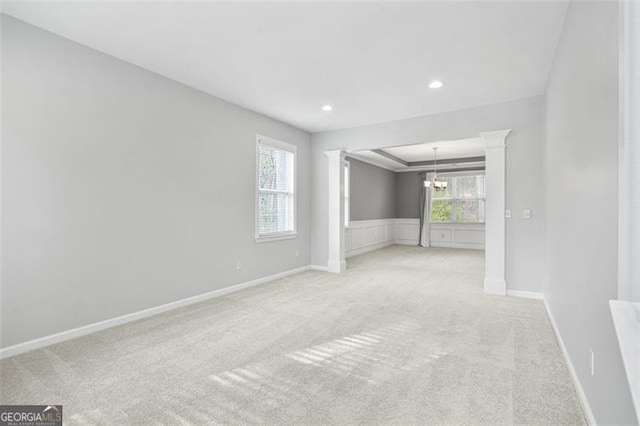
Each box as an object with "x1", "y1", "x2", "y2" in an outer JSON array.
[
  {"x1": 2, "y1": 1, "x2": 568, "y2": 133},
  {"x1": 350, "y1": 138, "x2": 486, "y2": 173}
]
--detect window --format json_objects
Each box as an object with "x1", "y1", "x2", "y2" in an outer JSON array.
[
  {"x1": 256, "y1": 135, "x2": 296, "y2": 241},
  {"x1": 431, "y1": 175, "x2": 485, "y2": 223},
  {"x1": 344, "y1": 161, "x2": 350, "y2": 226}
]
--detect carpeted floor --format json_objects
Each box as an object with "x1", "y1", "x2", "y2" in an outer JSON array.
[{"x1": 0, "y1": 246, "x2": 585, "y2": 425}]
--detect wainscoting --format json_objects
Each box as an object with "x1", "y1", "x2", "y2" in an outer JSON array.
[
  {"x1": 345, "y1": 219, "x2": 484, "y2": 258},
  {"x1": 430, "y1": 223, "x2": 485, "y2": 250},
  {"x1": 345, "y1": 219, "x2": 419, "y2": 258},
  {"x1": 396, "y1": 219, "x2": 421, "y2": 246}
]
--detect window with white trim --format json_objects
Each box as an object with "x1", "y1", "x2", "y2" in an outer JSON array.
[
  {"x1": 431, "y1": 174, "x2": 486, "y2": 223},
  {"x1": 256, "y1": 135, "x2": 296, "y2": 240}
]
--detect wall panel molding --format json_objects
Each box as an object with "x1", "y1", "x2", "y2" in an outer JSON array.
[{"x1": 345, "y1": 219, "x2": 485, "y2": 258}]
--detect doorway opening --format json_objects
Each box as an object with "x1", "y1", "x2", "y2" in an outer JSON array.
[{"x1": 325, "y1": 130, "x2": 509, "y2": 295}]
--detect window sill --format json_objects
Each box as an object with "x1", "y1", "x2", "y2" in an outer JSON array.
[
  {"x1": 431, "y1": 222, "x2": 486, "y2": 225},
  {"x1": 255, "y1": 232, "x2": 298, "y2": 243}
]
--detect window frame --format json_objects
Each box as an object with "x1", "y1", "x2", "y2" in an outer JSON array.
[
  {"x1": 429, "y1": 172, "x2": 486, "y2": 224},
  {"x1": 255, "y1": 134, "x2": 297, "y2": 243}
]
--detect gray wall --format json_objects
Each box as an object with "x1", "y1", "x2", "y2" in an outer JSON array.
[
  {"x1": 1, "y1": 16, "x2": 311, "y2": 349},
  {"x1": 347, "y1": 158, "x2": 395, "y2": 221},
  {"x1": 312, "y1": 95, "x2": 546, "y2": 293},
  {"x1": 544, "y1": 2, "x2": 637, "y2": 424},
  {"x1": 395, "y1": 172, "x2": 422, "y2": 219}
]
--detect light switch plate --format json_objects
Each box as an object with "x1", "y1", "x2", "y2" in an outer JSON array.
[
  {"x1": 505, "y1": 209, "x2": 512, "y2": 219},
  {"x1": 523, "y1": 209, "x2": 532, "y2": 219}
]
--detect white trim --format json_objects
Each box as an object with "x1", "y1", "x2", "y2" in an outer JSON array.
[
  {"x1": 326, "y1": 150, "x2": 347, "y2": 273},
  {"x1": 327, "y1": 260, "x2": 347, "y2": 273},
  {"x1": 395, "y1": 165, "x2": 486, "y2": 174},
  {"x1": 432, "y1": 242, "x2": 484, "y2": 250},
  {"x1": 506, "y1": 289, "x2": 544, "y2": 300},
  {"x1": 255, "y1": 134, "x2": 297, "y2": 242},
  {"x1": 421, "y1": 169, "x2": 485, "y2": 178},
  {"x1": 430, "y1": 222, "x2": 485, "y2": 250},
  {"x1": 256, "y1": 133, "x2": 296, "y2": 153},
  {"x1": 483, "y1": 278, "x2": 506, "y2": 296},
  {"x1": 347, "y1": 218, "x2": 395, "y2": 227},
  {"x1": 344, "y1": 160, "x2": 350, "y2": 227},
  {"x1": 480, "y1": 129, "x2": 510, "y2": 297},
  {"x1": 310, "y1": 265, "x2": 329, "y2": 272},
  {"x1": 543, "y1": 298, "x2": 597, "y2": 425},
  {"x1": 345, "y1": 219, "x2": 486, "y2": 256},
  {"x1": 348, "y1": 241, "x2": 395, "y2": 258},
  {"x1": 618, "y1": 0, "x2": 640, "y2": 303},
  {"x1": 254, "y1": 232, "x2": 297, "y2": 243},
  {"x1": 0, "y1": 265, "x2": 311, "y2": 360},
  {"x1": 394, "y1": 218, "x2": 420, "y2": 224},
  {"x1": 345, "y1": 152, "x2": 486, "y2": 174},
  {"x1": 610, "y1": 300, "x2": 640, "y2": 419},
  {"x1": 345, "y1": 219, "x2": 411, "y2": 257},
  {"x1": 395, "y1": 218, "x2": 421, "y2": 246},
  {"x1": 480, "y1": 129, "x2": 512, "y2": 147},
  {"x1": 346, "y1": 152, "x2": 397, "y2": 172}
]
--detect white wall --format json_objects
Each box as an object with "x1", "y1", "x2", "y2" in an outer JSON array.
[
  {"x1": 311, "y1": 95, "x2": 545, "y2": 293},
  {"x1": 1, "y1": 16, "x2": 311, "y2": 349},
  {"x1": 544, "y1": 2, "x2": 637, "y2": 424}
]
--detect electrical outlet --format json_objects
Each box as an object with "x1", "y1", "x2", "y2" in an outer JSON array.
[
  {"x1": 295, "y1": 250, "x2": 300, "y2": 257},
  {"x1": 505, "y1": 209, "x2": 512, "y2": 219},
  {"x1": 236, "y1": 260, "x2": 242, "y2": 271},
  {"x1": 589, "y1": 348, "x2": 595, "y2": 376},
  {"x1": 523, "y1": 209, "x2": 532, "y2": 219}
]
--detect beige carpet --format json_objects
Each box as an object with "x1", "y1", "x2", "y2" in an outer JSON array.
[{"x1": 0, "y1": 246, "x2": 585, "y2": 424}]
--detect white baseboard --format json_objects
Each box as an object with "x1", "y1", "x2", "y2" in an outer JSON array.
[
  {"x1": 431, "y1": 242, "x2": 484, "y2": 250},
  {"x1": 506, "y1": 289, "x2": 544, "y2": 300},
  {"x1": 310, "y1": 265, "x2": 328, "y2": 272},
  {"x1": 484, "y1": 278, "x2": 506, "y2": 296},
  {"x1": 395, "y1": 239, "x2": 419, "y2": 246},
  {"x1": 543, "y1": 298, "x2": 596, "y2": 425},
  {"x1": 347, "y1": 240, "x2": 395, "y2": 258},
  {"x1": 0, "y1": 265, "x2": 311, "y2": 360},
  {"x1": 327, "y1": 259, "x2": 347, "y2": 273}
]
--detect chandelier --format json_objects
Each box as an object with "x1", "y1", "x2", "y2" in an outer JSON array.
[{"x1": 424, "y1": 147, "x2": 448, "y2": 191}]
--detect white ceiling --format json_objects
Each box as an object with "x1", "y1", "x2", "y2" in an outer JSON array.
[
  {"x1": 350, "y1": 137, "x2": 486, "y2": 172},
  {"x1": 2, "y1": 1, "x2": 568, "y2": 133},
  {"x1": 384, "y1": 138, "x2": 485, "y2": 163}
]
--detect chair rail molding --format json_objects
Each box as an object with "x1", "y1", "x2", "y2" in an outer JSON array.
[
  {"x1": 480, "y1": 129, "x2": 511, "y2": 295},
  {"x1": 326, "y1": 149, "x2": 347, "y2": 273}
]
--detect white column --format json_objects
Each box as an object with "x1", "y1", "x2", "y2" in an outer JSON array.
[
  {"x1": 326, "y1": 150, "x2": 346, "y2": 273},
  {"x1": 619, "y1": 0, "x2": 640, "y2": 303},
  {"x1": 480, "y1": 129, "x2": 511, "y2": 295}
]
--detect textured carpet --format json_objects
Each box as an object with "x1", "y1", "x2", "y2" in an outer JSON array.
[{"x1": 0, "y1": 246, "x2": 585, "y2": 424}]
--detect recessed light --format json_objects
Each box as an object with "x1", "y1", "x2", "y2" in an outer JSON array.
[
  {"x1": 428, "y1": 80, "x2": 444, "y2": 89},
  {"x1": 321, "y1": 104, "x2": 333, "y2": 112}
]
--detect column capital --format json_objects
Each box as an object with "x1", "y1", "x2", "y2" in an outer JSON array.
[
  {"x1": 325, "y1": 149, "x2": 346, "y2": 162},
  {"x1": 480, "y1": 129, "x2": 512, "y2": 149}
]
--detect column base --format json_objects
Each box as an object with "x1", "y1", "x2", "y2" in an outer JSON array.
[
  {"x1": 484, "y1": 278, "x2": 506, "y2": 295},
  {"x1": 327, "y1": 260, "x2": 347, "y2": 274}
]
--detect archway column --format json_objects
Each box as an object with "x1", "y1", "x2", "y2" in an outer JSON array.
[
  {"x1": 480, "y1": 129, "x2": 511, "y2": 295},
  {"x1": 326, "y1": 150, "x2": 347, "y2": 273}
]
